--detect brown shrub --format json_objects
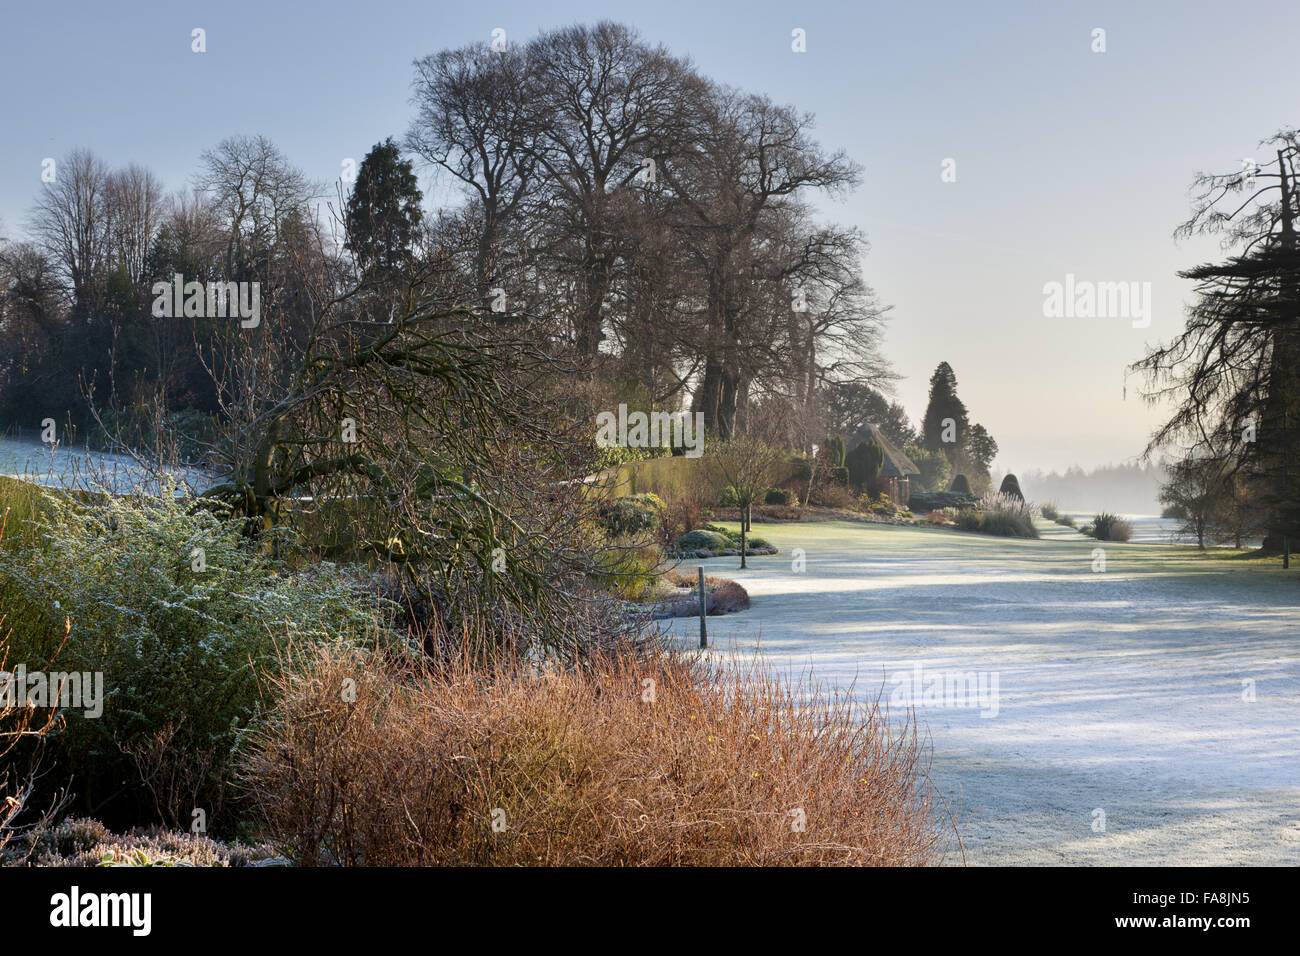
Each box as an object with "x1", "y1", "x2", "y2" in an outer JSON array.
[
  {"x1": 808, "y1": 483, "x2": 859, "y2": 510},
  {"x1": 704, "y1": 579, "x2": 750, "y2": 614},
  {"x1": 240, "y1": 640, "x2": 953, "y2": 866},
  {"x1": 659, "y1": 494, "x2": 703, "y2": 548},
  {"x1": 662, "y1": 571, "x2": 751, "y2": 615}
]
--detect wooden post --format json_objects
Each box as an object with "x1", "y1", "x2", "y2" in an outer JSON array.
[{"x1": 697, "y1": 566, "x2": 708, "y2": 648}]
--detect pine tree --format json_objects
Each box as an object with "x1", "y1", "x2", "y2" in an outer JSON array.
[
  {"x1": 344, "y1": 138, "x2": 424, "y2": 281},
  {"x1": 921, "y1": 362, "x2": 970, "y2": 466}
]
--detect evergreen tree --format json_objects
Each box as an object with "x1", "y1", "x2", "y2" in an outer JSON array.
[
  {"x1": 967, "y1": 424, "x2": 998, "y2": 482},
  {"x1": 921, "y1": 362, "x2": 970, "y2": 465},
  {"x1": 1133, "y1": 130, "x2": 1300, "y2": 550},
  {"x1": 846, "y1": 439, "x2": 883, "y2": 492},
  {"x1": 826, "y1": 382, "x2": 917, "y2": 448},
  {"x1": 904, "y1": 443, "x2": 950, "y2": 493},
  {"x1": 823, "y1": 435, "x2": 846, "y2": 466},
  {"x1": 344, "y1": 138, "x2": 424, "y2": 281}
]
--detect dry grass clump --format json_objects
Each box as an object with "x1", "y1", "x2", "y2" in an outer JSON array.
[{"x1": 240, "y1": 639, "x2": 952, "y2": 866}]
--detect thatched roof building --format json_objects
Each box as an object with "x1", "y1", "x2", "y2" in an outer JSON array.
[{"x1": 845, "y1": 423, "x2": 920, "y2": 479}]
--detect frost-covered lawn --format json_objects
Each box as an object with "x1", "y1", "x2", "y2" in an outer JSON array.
[{"x1": 665, "y1": 519, "x2": 1300, "y2": 865}]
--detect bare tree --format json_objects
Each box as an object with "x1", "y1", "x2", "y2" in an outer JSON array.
[
  {"x1": 27, "y1": 149, "x2": 113, "y2": 310},
  {"x1": 661, "y1": 87, "x2": 862, "y2": 437},
  {"x1": 523, "y1": 22, "x2": 696, "y2": 364},
  {"x1": 105, "y1": 164, "x2": 166, "y2": 287},
  {"x1": 407, "y1": 43, "x2": 539, "y2": 305},
  {"x1": 704, "y1": 436, "x2": 786, "y2": 568},
  {"x1": 195, "y1": 135, "x2": 322, "y2": 277}
]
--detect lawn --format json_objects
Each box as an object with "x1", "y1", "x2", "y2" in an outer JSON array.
[{"x1": 666, "y1": 518, "x2": 1300, "y2": 865}]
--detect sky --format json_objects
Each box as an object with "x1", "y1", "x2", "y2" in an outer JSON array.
[{"x1": 1, "y1": 0, "x2": 1296, "y2": 473}]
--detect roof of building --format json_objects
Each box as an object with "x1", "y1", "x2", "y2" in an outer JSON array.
[{"x1": 845, "y1": 423, "x2": 921, "y2": 478}]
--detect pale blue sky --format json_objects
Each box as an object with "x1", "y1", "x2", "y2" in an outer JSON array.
[{"x1": 2, "y1": 0, "x2": 1296, "y2": 471}]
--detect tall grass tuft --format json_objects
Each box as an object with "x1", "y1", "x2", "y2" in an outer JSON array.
[
  {"x1": 954, "y1": 493, "x2": 1039, "y2": 538},
  {"x1": 1089, "y1": 512, "x2": 1133, "y2": 542},
  {"x1": 240, "y1": 636, "x2": 954, "y2": 866}
]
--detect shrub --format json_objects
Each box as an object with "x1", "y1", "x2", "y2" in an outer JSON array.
[
  {"x1": 763, "y1": 487, "x2": 793, "y2": 506},
  {"x1": 954, "y1": 507, "x2": 982, "y2": 532},
  {"x1": 241, "y1": 641, "x2": 950, "y2": 866},
  {"x1": 1089, "y1": 512, "x2": 1133, "y2": 542},
  {"x1": 976, "y1": 508, "x2": 1037, "y2": 538},
  {"x1": 0, "y1": 477, "x2": 52, "y2": 554},
  {"x1": 1, "y1": 608, "x2": 68, "y2": 857},
  {"x1": 951, "y1": 494, "x2": 1038, "y2": 538},
  {"x1": 591, "y1": 537, "x2": 663, "y2": 600},
  {"x1": 659, "y1": 494, "x2": 702, "y2": 547},
  {"x1": 808, "y1": 482, "x2": 857, "y2": 510},
  {"x1": 904, "y1": 444, "x2": 951, "y2": 493},
  {"x1": 949, "y1": 474, "x2": 972, "y2": 495},
  {"x1": 595, "y1": 493, "x2": 663, "y2": 537},
  {"x1": 822, "y1": 435, "x2": 846, "y2": 467},
  {"x1": 705, "y1": 578, "x2": 751, "y2": 613},
  {"x1": 662, "y1": 570, "x2": 751, "y2": 615},
  {"x1": 1040, "y1": 502, "x2": 1059, "y2": 521},
  {"x1": 1055, "y1": 513, "x2": 1076, "y2": 528},
  {"x1": 829, "y1": 466, "x2": 849, "y2": 486},
  {"x1": 0, "y1": 482, "x2": 395, "y2": 831},
  {"x1": 719, "y1": 485, "x2": 741, "y2": 507},
  {"x1": 907, "y1": 490, "x2": 978, "y2": 513},
  {"x1": 999, "y1": 474, "x2": 1024, "y2": 501},
  {"x1": 0, "y1": 478, "x2": 61, "y2": 651},
  {"x1": 677, "y1": 529, "x2": 731, "y2": 552}
]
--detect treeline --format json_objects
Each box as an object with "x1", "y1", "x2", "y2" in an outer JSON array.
[
  {"x1": 0, "y1": 21, "x2": 890, "y2": 453},
  {"x1": 1019, "y1": 462, "x2": 1168, "y2": 515}
]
